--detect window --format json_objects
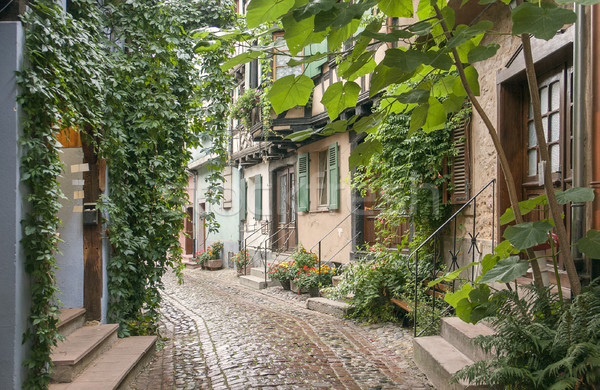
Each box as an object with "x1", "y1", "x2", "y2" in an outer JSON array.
[
  {"x1": 318, "y1": 150, "x2": 328, "y2": 206},
  {"x1": 273, "y1": 32, "x2": 303, "y2": 80},
  {"x1": 254, "y1": 174, "x2": 262, "y2": 220},
  {"x1": 297, "y1": 142, "x2": 339, "y2": 212}
]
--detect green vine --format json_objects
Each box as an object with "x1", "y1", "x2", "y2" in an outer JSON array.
[
  {"x1": 100, "y1": 0, "x2": 234, "y2": 337},
  {"x1": 18, "y1": 0, "x2": 106, "y2": 387}
]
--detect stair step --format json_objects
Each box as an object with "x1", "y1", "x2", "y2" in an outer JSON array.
[
  {"x1": 306, "y1": 297, "x2": 351, "y2": 318},
  {"x1": 239, "y1": 274, "x2": 279, "y2": 289},
  {"x1": 414, "y1": 336, "x2": 491, "y2": 390},
  {"x1": 250, "y1": 266, "x2": 269, "y2": 278},
  {"x1": 51, "y1": 324, "x2": 119, "y2": 383},
  {"x1": 49, "y1": 336, "x2": 157, "y2": 390},
  {"x1": 440, "y1": 317, "x2": 495, "y2": 363},
  {"x1": 58, "y1": 308, "x2": 86, "y2": 338}
]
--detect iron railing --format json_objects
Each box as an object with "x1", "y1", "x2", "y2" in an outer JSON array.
[{"x1": 410, "y1": 179, "x2": 496, "y2": 337}]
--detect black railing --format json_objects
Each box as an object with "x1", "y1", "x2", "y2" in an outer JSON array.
[{"x1": 410, "y1": 179, "x2": 496, "y2": 337}]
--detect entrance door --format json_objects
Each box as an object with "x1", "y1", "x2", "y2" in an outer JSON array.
[
  {"x1": 275, "y1": 167, "x2": 297, "y2": 251},
  {"x1": 522, "y1": 65, "x2": 572, "y2": 268},
  {"x1": 198, "y1": 202, "x2": 206, "y2": 252},
  {"x1": 184, "y1": 207, "x2": 194, "y2": 255}
]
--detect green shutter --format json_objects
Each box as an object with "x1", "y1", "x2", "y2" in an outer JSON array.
[
  {"x1": 328, "y1": 142, "x2": 339, "y2": 210},
  {"x1": 298, "y1": 153, "x2": 310, "y2": 212},
  {"x1": 240, "y1": 178, "x2": 247, "y2": 222},
  {"x1": 305, "y1": 38, "x2": 328, "y2": 79},
  {"x1": 254, "y1": 174, "x2": 262, "y2": 220}
]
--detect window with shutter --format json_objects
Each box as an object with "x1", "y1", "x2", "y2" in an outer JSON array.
[
  {"x1": 328, "y1": 142, "x2": 339, "y2": 210},
  {"x1": 305, "y1": 39, "x2": 328, "y2": 79},
  {"x1": 298, "y1": 153, "x2": 310, "y2": 212},
  {"x1": 254, "y1": 174, "x2": 262, "y2": 220},
  {"x1": 239, "y1": 178, "x2": 247, "y2": 222},
  {"x1": 451, "y1": 114, "x2": 471, "y2": 204}
]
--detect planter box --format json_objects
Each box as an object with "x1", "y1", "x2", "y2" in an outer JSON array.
[
  {"x1": 206, "y1": 259, "x2": 222, "y2": 270},
  {"x1": 290, "y1": 280, "x2": 319, "y2": 296}
]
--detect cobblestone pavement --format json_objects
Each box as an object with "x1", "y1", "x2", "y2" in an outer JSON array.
[{"x1": 131, "y1": 268, "x2": 433, "y2": 390}]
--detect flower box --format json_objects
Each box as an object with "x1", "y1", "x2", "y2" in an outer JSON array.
[{"x1": 206, "y1": 258, "x2": 222, "y2": 270}]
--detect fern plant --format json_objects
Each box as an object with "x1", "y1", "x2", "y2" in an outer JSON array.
[{"x1": 454, "y1": 281, "x2": 600, "y2": 389}]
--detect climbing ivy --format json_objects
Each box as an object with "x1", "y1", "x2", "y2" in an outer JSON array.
[
  {"x1": 18, "y1": 0, "x2": 107, "y2": 387},
  {"x1": 100, "y1": 0, "x2": 234, "y2": 336},
  {"x1": 17, "y1": 0, "x2": 233, "y2": 386}
]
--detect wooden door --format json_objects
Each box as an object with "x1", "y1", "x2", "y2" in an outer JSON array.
[
  {"x1": 275, "y1": 167, "x2": 297, "y2": 251},
  {"x1": 184, "y1": 207, "x2": 194, "y2": 255}
]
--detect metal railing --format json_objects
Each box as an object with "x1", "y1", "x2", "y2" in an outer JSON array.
[{"x1": 410, "y1": 179, "x2": 496, "y2": 337}]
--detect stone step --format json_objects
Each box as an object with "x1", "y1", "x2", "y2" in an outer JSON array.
[
  {"x1": 51, "y1": 324, "x2": 119, "y2": 383},
  {"x1": 49, "y1": 335, "x2": 156, "y2": 390},
  {"x1": 58, "y1": 308, "x2": 86, "y2": 338},
  {"x1": 414, "y1": 336, "x2": 491, "y2": 390},
  {"x1": 182, "y1": 259, "x2": 201, "y2": 269},
  {"x1": 239, "y1": 274, "x2": 279, "y2": 289},
  {"x1": 306, "y1": 297, "x2": 351, "y2": 318},
  {"x1": 250, "y1": 266, "x2": 270, "y2": 279},
  {"x1": 440, "y1": 317, "x2": 495, "y2": 363}
]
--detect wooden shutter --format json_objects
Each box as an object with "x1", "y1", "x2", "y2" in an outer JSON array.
[
  {"x1": 298, "y1": 153, "x2": 310, "y2": 212},
  {"x1": 451, "y1": 115, "x2": 471, "y2": 204},
  {"x1": 223, "y1": 166, "x2": 233, "y2": 209},
  {"x1": 328, "y1": 142, "x2": 339, "y2": 210},
  {"x1": 240, "y1": 178, "x2": 247, "y2": 222},
  {"x1": 305, "y1": 39, "x2": 328, "y2": 79},
  {"x1": 249, "y1": 59, "x2": 258, "y2": 89},
  {"x1": 254, "y1": 174, "x2": 262, "y2": 220}
]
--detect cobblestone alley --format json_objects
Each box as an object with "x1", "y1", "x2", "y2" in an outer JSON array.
[{"x1": 131, "y1": 267, "x2": 433, "y2": 390}]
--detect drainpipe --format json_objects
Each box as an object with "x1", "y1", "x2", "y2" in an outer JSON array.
[
  {"x1": 591, "y1": 4, "x2": 600, "y2": 279},
  {"x1": 193, "y1": 169, "x2": 197, "y2": 254},
  {"x1": 571, "y1": 3, "x2": 587, "y2": 280}
]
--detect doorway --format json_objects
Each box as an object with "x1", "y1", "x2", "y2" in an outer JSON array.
[{"x1": 274, "y1": 166, "x2": 297, "y2": 251}]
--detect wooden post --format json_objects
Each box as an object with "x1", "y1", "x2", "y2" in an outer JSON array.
[{"x1": 82, "y1": 138, "x2": 103, "y2": 321}]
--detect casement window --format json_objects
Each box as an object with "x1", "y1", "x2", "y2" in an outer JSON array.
[
  {"x1": 297, "y1": 142, "x2": 339, "y2": 212},
  {"x1": 254, "y1": 174, "x2": 262, "y2": 220},
  {"x1": 273, "y1": 32, "x2": 303, "y2": 81},
  {"x1": 450, "y1": 111, "x2": 471, "y2": 204},
  {"x1": 318, "y1": 150, "x2": 328, "y2": 206},
  {"x1": 222, "y1": 166, "x2": 233, "y2": 209},
  {"x1": 304, "y1": 39, "x2": 328, "y2": 79}
]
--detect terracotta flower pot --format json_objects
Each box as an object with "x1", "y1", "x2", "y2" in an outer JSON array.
[{"x1": 206, "y1": 258, "x2": 222, "y2": 270}]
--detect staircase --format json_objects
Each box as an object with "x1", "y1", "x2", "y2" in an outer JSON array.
[
  {"x1": 49, "y1": 308, "x2": 156, "y2": 390},
  {"x1": 413, "y1": 317, "x2": 495, "y2": 390},
  {"x1": 239, "y1": 264, "x2": 280, "y2": 289}
]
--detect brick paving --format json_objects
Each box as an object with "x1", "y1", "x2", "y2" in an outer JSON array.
[{"x1": 130, "y1": 268, "x2": 433, "y2": 390}]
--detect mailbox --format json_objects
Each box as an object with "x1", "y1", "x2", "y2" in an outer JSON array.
[{"x1": 83, "y1": 203, "x2": 98, "y2": 225}]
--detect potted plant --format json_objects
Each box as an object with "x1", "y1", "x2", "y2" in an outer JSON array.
[
  {"x1": 231, "y1": 88, "x2": 260, "y2": 129},
  {"x1": 268, "y1": 260, "x2": 295, "y2": 290},
  {"x1": 205, "y1": 241, "x2": 223, "y2": 270},
  {"x1": 293, "y1": 263, "x2": 336, "y2": 296},
  {"x1": 233, "y1": 249, "x2": 251, "y2": 276}
]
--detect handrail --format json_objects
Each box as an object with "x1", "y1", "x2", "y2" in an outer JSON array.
[
  {"x1": 309, "y1": 206, "x2": 360, "y2": 251},
  {"x1": 410, "y1": 179, "x2": 496, "y2": 337}
]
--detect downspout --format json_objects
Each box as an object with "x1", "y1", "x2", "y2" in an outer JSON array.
[
  {"x1": 193, "y1": 169, "x2": 197, "y2": 255},
  {"x1": 571, "y1": 4, "x2": 587, "y2": 280},
  {"x1": 591, "y1": 4, "x2": 600, "y2": 279}
]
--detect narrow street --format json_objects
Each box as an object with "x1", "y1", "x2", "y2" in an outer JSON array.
[{"x1": 131, "y1": 268, "x2": 433, "y2": 390}]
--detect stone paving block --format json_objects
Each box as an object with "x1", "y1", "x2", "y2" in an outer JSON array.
[{"x1": 306, "y1": 297, "x2": 352, "y2": 317}]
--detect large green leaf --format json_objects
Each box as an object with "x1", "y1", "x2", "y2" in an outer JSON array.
[
  {"x1": 360, "y1": 29, "x2": 414, "y2": 42},
  {"x1": 321, "y1": 81, "x2": 361, "y2": 120},
  {"x1": 468, "y1": 43, "x2": 500, "y2": 63},
  {"x1": 423, "y1": 97, "x2": 446, "y2": 133},
  {"x1": 500, "y1": 194, "x2": 547, "y2": 225},
  {"x1": 442, "y1": 93, "x2": 465, "y2": 115},
  {"x1": 479, "y1": 256, "x2": 530, "y2": 283},
  {"x1": 314, "y1": 1, "x2": 376, "y2": 31},
  {"x1": 409, "y1": 104, "x2": 428, "y2": 133},
  {"x1": 369, "y1": 63, "x2": 413, "y2": 97},
  {"x1": 220, "y1": 51, "x2": 261, "y2": 72},
  {"x1": 445, "y1": 21, "x2": 494, "y2": 50},
  {"x1": 282, "y1": 15, "x2": 324, "y2": 56},
  {"x1": 349, "y1": 139, "x2": 383, "y2": 170},
  {"x1": 338, "y1": 51, "x2": 377, "y2": 81},
  {"x1": 378, "y1": 0, "x2": 413, "y2": 17},
  {"x1": 453, "y1": 65, "x2": 480, "y2": 96},
  {"x1": 503, "y1": 221, "x2": 553, "y2": 250},
  {"x1": 328, "y1": 19, "x2": 361, "y2": 50},
  {"x1": 555, "y1": 187, "x2": 595, "y2": 204},
  {"x1": 246, "y1": 0, "x2": 295, "y2": 29},
  {"x1": 283, "y1": 128, "x2": 319, "y2": 142},
  {"x1": 352, "y1": 112, "x2": 384, "y2": 134},
  {"x1": 293, "y1": 0, "x2": 336, "y2": 20},
  {"x1": 267, "y1": 74, "x2": 314, "y2": 114},
  {"x1": 445, "y1": 282, "x2": 473, "y2": 307},
  {"x1": 381, "y1": 48, "x2": 432, "y2": 74},
  {"x1": 397, "y1": 89, "x2": 430, "y2": 104},
  {"x1": 512, "y1": 2, "x2": 576, "y2": 41},
  {"x1": 578, "y1": 230, "x2": 600, "y2": 259}
]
